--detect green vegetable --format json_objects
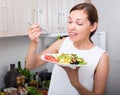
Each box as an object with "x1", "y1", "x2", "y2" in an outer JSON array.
[
  {"x1": 34, "y1": 94, "x2": 43, "y2": 95},
  {"x1": 26, "y1": 86, "x2": 37, "y2": 94},
  {"x1": 57, "y1": 35, "x2": 61, "y2": 40},
  {"x1": 41, "y1": 80, "x2": 50, "y2": 89},
  {"x1": 53, "y1": 53, "x2": 87, "y2": 65}
]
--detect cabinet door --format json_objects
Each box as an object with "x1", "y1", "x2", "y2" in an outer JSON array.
[
  {"x1": 28, "y1": 0, "x2": 48, "y2": 29},
  {"x1": 0, "y1": 0, "x2": 6, "y2": 35},
  {"x1": 48, "y1": 0, "x2": 67, "y2": 33},
  {"x1": 0, "y1": 0, "x2": 15, "y2": 37},
  {"x1": 14, "y1": 0, "x2": 29, "y2": 36},
  {"x1": 0, "y1": 0, "x2": 30, "y2": 37},
  {"x1": 38, "y1": 0, "x2": 48, "y2": 31}
]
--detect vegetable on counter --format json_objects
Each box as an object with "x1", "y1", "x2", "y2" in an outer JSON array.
[{"x1": 26, "y1": 86, "x2": 37, "y2": 95}]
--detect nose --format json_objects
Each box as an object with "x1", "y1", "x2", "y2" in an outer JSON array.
[{"x1": 69, "y1": 23, "x2": 76, "y2": 30}]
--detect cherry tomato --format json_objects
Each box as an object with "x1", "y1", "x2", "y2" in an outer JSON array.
[{"x1": 44, "y1": 55, "x2": 58, "y2": 62}]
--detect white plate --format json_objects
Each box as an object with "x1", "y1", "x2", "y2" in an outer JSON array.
[{"x1": 40, "y1": 54, "x2": 88, "y2": 68}]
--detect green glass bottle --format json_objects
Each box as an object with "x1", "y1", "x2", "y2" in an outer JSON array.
[
  {"x1": 18, "y1": 61, "x2": 23, "y2": 75},
  {"x1": 22, "y1": 61, "x2": 30, "y2": 87},
  {"x1": 22, "y1": 67, "x2": 30, "y2": 78},
  {"x1": 22, "y1": 61, "x2": 30, "y2": 79}
]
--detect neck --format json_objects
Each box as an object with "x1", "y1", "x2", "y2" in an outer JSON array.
[{"x1": 73, "y1": 40, "x2": 95, "y2": 50}]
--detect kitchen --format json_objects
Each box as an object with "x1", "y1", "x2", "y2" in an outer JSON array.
[{"x1": 0, "y1": 0, "x2": 120, "y2": 95}]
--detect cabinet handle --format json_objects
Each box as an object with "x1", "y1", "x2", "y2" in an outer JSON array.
[
  {"x1": 33, "y1": 9, "x2": 38, "y2": 24},
  {"x1": 62, "y1": 13, "x2": 65, "y2": 31},
  {"x1": 33, "y1": 9, "x2": 43, "y2": 27},
  {"x1": 38, "y1": 9, "x2": 43, "y2": 27},
  {"x1": 1, "y1": 2, "x2": 7, "y2": 32},
  {"x1": 58, "y1": 13, "x2": 63, "y2": 32},
  {"x1": 58, "y1": 13, "x2": 61, "y2": 30}
]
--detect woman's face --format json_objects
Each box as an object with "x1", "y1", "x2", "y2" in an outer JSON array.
[{"x1": 67, "y1": 10, "x2": 94, "y2": 42}]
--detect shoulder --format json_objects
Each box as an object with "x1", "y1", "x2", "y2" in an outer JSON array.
[
  {"x1": 53, "y1": 37, "x2": 66, "y2": 47},
  {"x1": 97, "y1": 46, "x2": 109, "y2": 61},
  {"x1": 100, "y1": 52, "x2": 109, "y2": 64},
  {"x1": 96, "y1": 52, "x2": 109, "y2": 71},
  {"x1": 94, "y1": 46, "x2": 109, "y2": 71},
  {"x1": 46, "y1": 37, "x2": 66, "y2": 53},
  {"x1": 96, "y1": 45, "x2": 109, "y2": 66}
]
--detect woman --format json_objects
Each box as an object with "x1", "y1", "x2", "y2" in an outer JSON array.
[{"x1": 26, "y1": 3, "x2": 109, "y2": 95}]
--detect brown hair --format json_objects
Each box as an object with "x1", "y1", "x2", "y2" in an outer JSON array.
[{"x1": 70, "y1": 3, "x2": 98, "y2": 42}]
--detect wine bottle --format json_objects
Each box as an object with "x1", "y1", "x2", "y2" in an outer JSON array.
[
  {"x1": 22, "y1": 61, "x2": 30, "y2": 78},
  {"x1": 22, "y1": 61, "x2": 30, "y2": 87},
  {"x1": 18, "y1": 61, "x2": 23, "y2": 75}
]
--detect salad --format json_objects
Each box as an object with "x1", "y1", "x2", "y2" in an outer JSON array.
[{"x1": 44, "y1": 53, "x2": 87, "y2": 65}]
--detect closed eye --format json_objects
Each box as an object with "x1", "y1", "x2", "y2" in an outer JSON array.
[
  {"x1": 68, "y1": 21, "x2": 72, "y2": 24},
  {"x1": 77, "y1": 23, "x2": 83, "y2": 26}
]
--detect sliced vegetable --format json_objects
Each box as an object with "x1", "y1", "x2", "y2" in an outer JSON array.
[{"x1": 44, "y1": 55, "x2": 59, "y2": 62}]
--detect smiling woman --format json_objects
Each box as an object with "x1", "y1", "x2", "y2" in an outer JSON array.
[{"x1": 26, "y1": 3, "x2": 109, "y2": 95}]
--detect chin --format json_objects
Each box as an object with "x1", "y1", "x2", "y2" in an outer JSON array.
[{"x1": 69, "y1": 36, "x2": 78, "y2": 42}]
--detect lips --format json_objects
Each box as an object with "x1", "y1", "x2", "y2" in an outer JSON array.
[{"x1": 69, "y1": 32, "x2": 78, "y2": 37}]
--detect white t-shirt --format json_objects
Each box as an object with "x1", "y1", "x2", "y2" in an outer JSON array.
[{"x1": 48, "y1": 37, "x2": 105, "y2": 95}]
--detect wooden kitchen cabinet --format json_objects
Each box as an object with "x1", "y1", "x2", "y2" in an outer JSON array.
[
  {"x1": 0, "y1": 0, "x2": 89, "y2": 37},
  {"x1": 48, "y1": 0, "x2": 69, "y2": 34},
  {"x1": 28, "y1": 0, "x2": 90, "y2": 36},
  {"x1": 26, "y1": 0, "x2": 48, "y2": 30},
  {"x1": 14, "y1": 0, "x2": 30, "y2": 36},
  {"x1": 0, "y1": 0, "x2": 47, "y2": 37},
  {"x1": 0, "y1": 0, "x2": 30, "y2": 37},
  {"x1": 25, "y1": 0, "x2": 90, "y2": 36},
  {"x1": 0, "y1": 0, "x2": 15, "y2": 37},
  {"x1": 0, "y1": 0, "x2": 48, "y2": 37}
]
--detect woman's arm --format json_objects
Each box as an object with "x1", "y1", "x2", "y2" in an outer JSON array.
[
  {"x1": 26, "y1": 24, "x2": 42, "y2": 70},
  {"x1": 26, "y1": 27, "x2": 64, "y2": 70},
  {"x1": 62, "y1": 52, "x2": 109, "y2": 95}
]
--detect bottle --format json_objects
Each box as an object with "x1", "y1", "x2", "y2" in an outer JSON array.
[
  {"x1": 22, "y1": 61, "x2": 30, "y2": 87},
  {"x1": 35, "y1": 72, "x2": 40, "y2": 88},
  {"x1": 4, "y1": 64, "x2": 19, "y2": 87},
  {"x1": 22, "y1": 61, "x2": 30, "y2": 79},
  {"x1": 22, "y1": 67, "x2": 30, "y2": 79},
  {"x1": 29, "y1": 72, "x2": 38, "y2": 88},
  {"x1": 35, "y1": 72, "x2": 39, "y2": 83},
  {"x1": 18, "y1": 61, "x2": 23, "y2": 75}
]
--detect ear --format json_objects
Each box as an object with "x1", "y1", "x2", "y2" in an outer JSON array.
[{"x1": 90, "y1": 22, "x2": 98, "y2": 32}]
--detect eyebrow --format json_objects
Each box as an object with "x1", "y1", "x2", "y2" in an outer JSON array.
[{"x1": 68, "y1": 16, "x2": 83, "y2": 21}]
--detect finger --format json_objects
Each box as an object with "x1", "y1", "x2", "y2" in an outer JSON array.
[
  {"x1": 33, "y1": 32, "x2": 41, "y2": 38},
  {"x1": 75, "y1": 67, "x2": 80, "y2": 70},
  {"x1": 29, "y1": 32, "x2": 41, "y2": 40},
  {"x1": 28, "y1": 26, "x2": 41, "y2": 36},
  {"x1": 30, "y1": 24, "x2": 39, "y2": 29},
  {"x1": 63, "y1": 67, "x2": 73, "y2": 73},
  {"x1": 28, "y1": 30, "x2": 41, "y2": 38},
  {"x1": 29, "y1": 27, "x2": 41, "y2": 34},
  {"x1": 28, "y1": 24, "x2": 40, "y2": 34},
  {"x1": 29, "y1": 28, "x2": 40, "y2": 38},
  {"x1": 61, "y1": 66, "x2": 69, "y2": 70}
]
